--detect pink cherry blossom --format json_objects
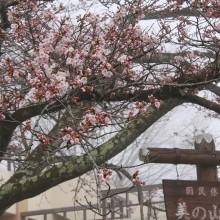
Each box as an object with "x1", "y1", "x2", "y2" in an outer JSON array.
[
  {"x1": 97, "y1": 168, "x2": 113, "y2": 183},
  {"x1": 0, "y1": 113, "x2": 5, "y2": 121}
]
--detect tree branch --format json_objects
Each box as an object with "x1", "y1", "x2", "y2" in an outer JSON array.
[
  {"x1": 0, "y1": 98, "x2": 182, "y2": 215},
  {"x1": 203, "y1": 84, "x2": 220, "y2": 97},
  {"x1": 182, "y1": 92, "x2": 220, "y2": 114},
  {"x1": 143, "y1": 7, "x2": 199, "y2": 20}
]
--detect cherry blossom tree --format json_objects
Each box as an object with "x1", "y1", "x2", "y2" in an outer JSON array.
[{"x1": 0, "y1": 0, "x2": 220, "y2": 216}]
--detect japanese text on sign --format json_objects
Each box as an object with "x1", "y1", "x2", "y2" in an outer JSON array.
[
  {"x1": 185, "y1": 186, "x2": 219, "y2": 196},
  {"x1": 163, "y1": 180, "x2": 220, "y2": 220}
]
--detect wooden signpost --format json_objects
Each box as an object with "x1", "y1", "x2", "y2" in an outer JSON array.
[
  {"x1": 163, "y1": 180, "x2": 220, "y2": 220},
  {"x1": 139, "y1": 134, "x2": 220, "y2": 220}
]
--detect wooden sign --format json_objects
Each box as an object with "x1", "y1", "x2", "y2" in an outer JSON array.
[{"x1": 163, "y1": 180, "x2": 220, "y2": 220}]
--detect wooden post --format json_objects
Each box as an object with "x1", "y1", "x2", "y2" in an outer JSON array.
[
  {"x1": 195, "y1": 134, "x2": 218, "y2": 181},
  {"x1": 43, "y1": 214, "x2": 47, "y2": 220},
  {"x1": 119, "y1": 200, "x2": 124, "y2": 219},
  {"x1": 139, "y1": 133, "x2": 219, "y2": 182},
  {"x1": 125, "y1": 193, "x2": 131, "y2": 218},
  {"x1": 83, "y1": 209, "x2": 87, "y2": 220},
  {"x1": 147, "y1": 190, "x2": 151, "y2": 220},
  {"x1": 102, "y1": 199, "x2": 107, "y2": 220},
  {"x1": 63, "y1": 211, "x2": 66, "y2": 219},
  {"x1": 7, "y1": 160, "x2": 11, "y2": 171},
  {"x1": 110, "y1": 198, "x2": 115, "y2": 219},
  {"x1": 139, "y1": 148, "x2": 220, "y2": 165}
]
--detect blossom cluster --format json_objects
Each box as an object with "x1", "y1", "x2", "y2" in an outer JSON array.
[
  {"x1": 132, "y1": 170, "x2": 145, "y2": 185},
  {"x1": 38, "y1": 134, "x2": 52, "y2": 145},
  {"x1": 22, "y1": 120, "x2": 31, "y2": 132},
  {"x1": 60, "y1": 127, "x2": 80, "y2": 145},
  {"x1": 128, "y1": 96, "x2": 161, "y2": 119},
  {"x1": 81, "y1": 109, "x2": 111, "y2": 132},
  {"x1": 0, "y1": 0, "x2": 159, "y2": 112},
  {"x1": 0, "y1": 113, "x2": 5, "y2": 120},
  {"x1": 58, "y1": 108, "x2": 111, "y2": 144},
  {"x1": 148, "y1": 95, "x2": 161, "y2": 109},
  {"x1": 97, "y1": 168, "x2": 113, "y2": 183}
]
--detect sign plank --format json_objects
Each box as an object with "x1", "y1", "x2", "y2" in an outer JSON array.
[{"x1": 163, "y1": 180, "x2": 220, "y2": 220}]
